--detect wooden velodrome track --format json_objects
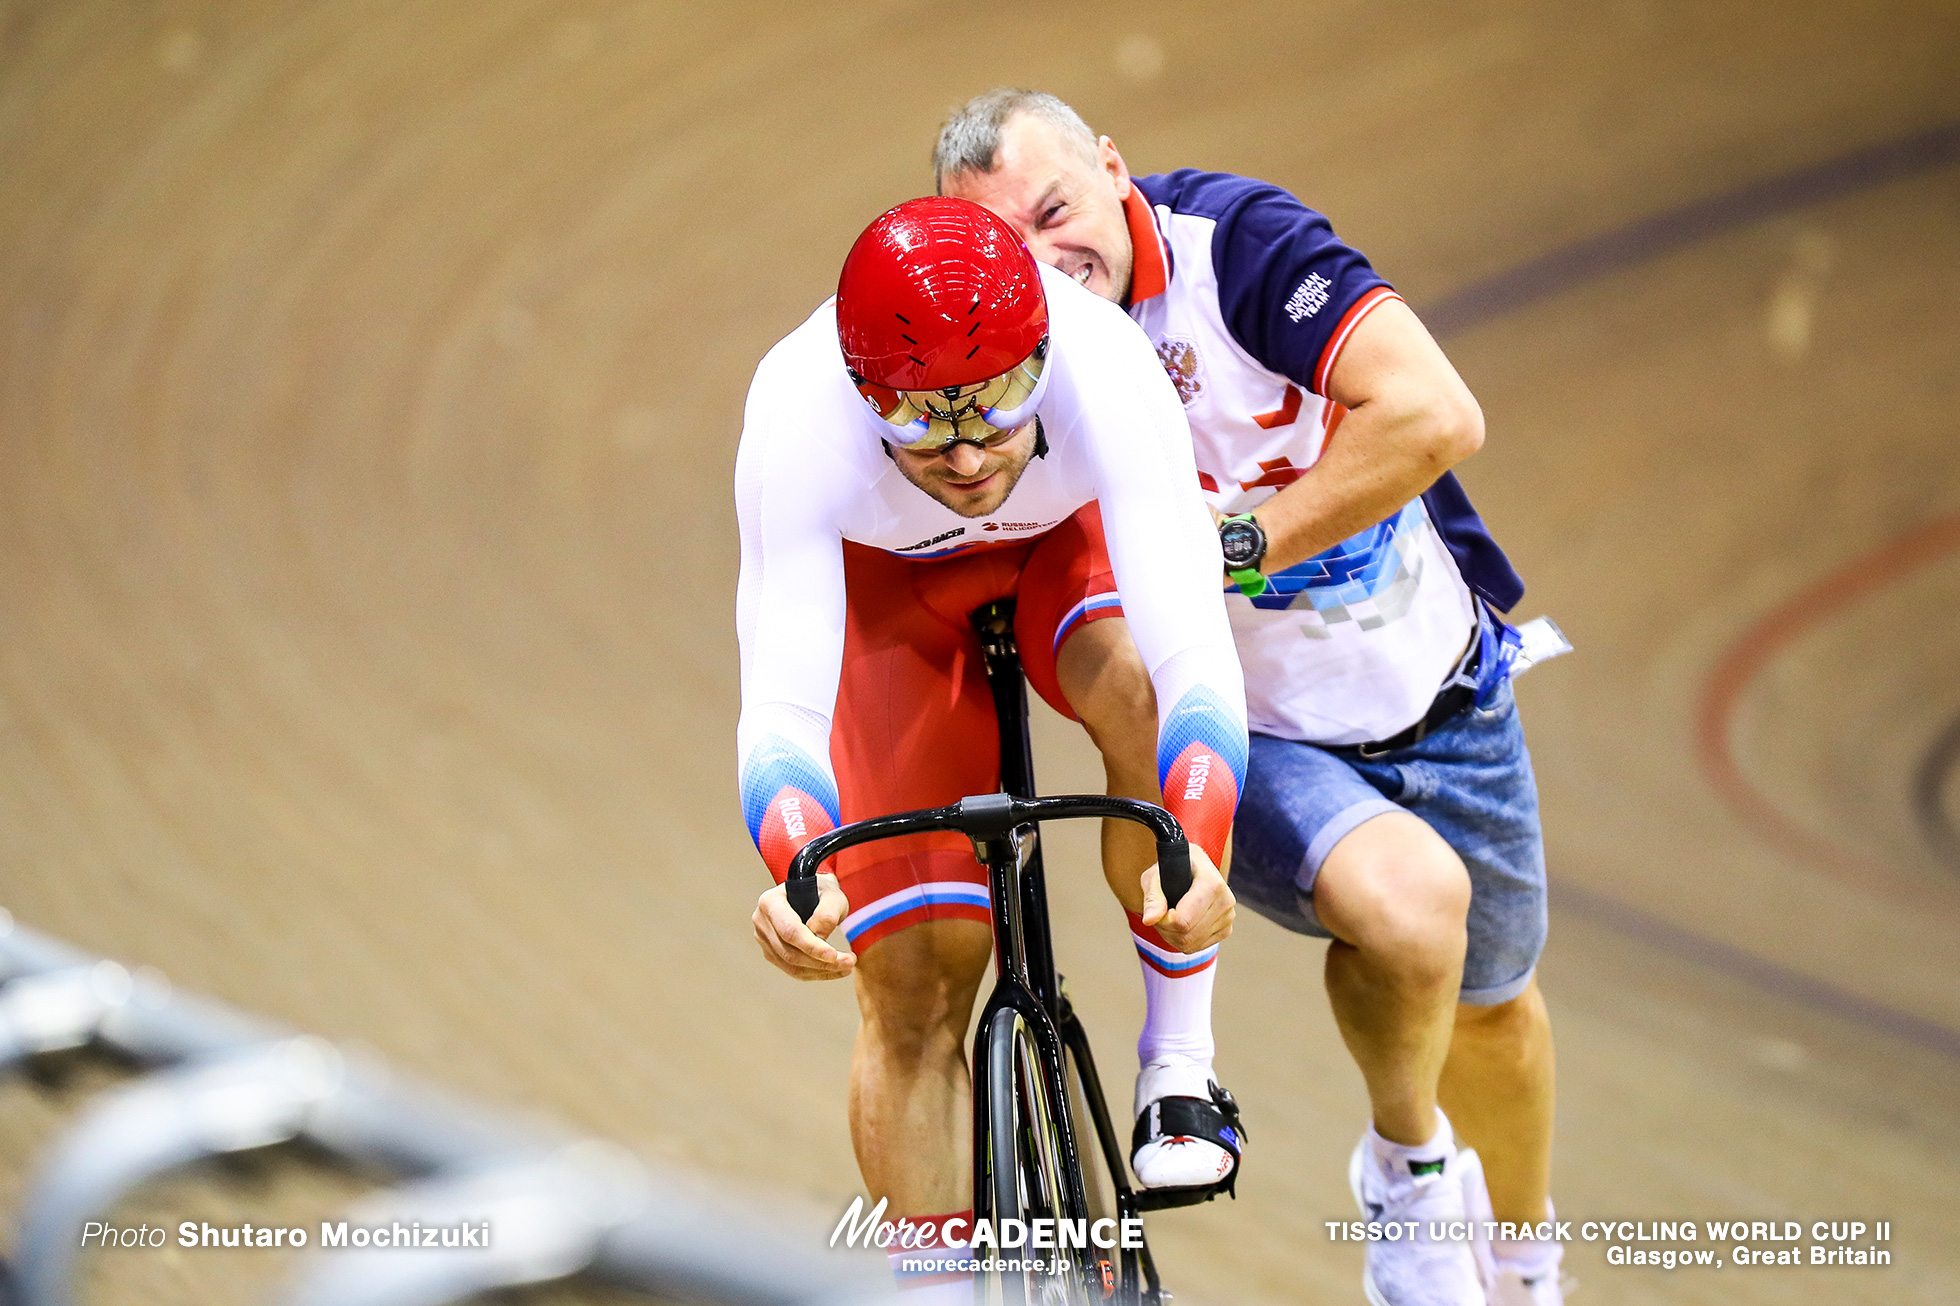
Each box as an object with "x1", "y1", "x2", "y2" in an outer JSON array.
[{"x1": 2, "y1": 2, "x2": 1957, "y2": 1302}]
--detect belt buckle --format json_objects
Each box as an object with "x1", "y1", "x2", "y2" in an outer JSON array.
[
  {"x1": 1356, "y1": 734, "x2": 1401, "y2": 761},
  {"x1": 1358, "y1": 714, "x2": 1435, "y2": 761}
]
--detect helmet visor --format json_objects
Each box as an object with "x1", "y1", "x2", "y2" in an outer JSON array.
[{"x1": 854, "y1": 339, "x2": 1047, "y2": 452}]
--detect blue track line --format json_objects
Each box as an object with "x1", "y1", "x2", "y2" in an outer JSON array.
[{"x1": 1427, "y1": 121, "x2": 1960, "y2": 337}]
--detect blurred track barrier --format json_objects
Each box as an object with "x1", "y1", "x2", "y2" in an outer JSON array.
[{"x1": 0, "y1": 911, "x2": 891, "y2": 1306}]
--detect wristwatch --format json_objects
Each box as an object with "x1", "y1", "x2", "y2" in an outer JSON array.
[{"x1": 1218, "y1": 514, "x2": 1270, "y2": 596}]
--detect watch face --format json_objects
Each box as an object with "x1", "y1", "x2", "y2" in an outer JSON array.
[{"x1": 1220, "y1": 519, "x2": 1263, "y2": 568}]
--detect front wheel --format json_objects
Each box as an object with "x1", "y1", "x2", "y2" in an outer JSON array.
[{"x1": 983, "y1": 1009, "x2": 1091, "y2": 1306}]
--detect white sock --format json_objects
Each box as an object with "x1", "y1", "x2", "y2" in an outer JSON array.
[
  {"x1": 1127, "y1": 913, "x2": 1235, "y2": 1189},
  {"x1": 1369, "y1": 1108, "x2": 1454, "y2": 1175},
  {"x1": 1128, "y1": 911, "x2": 1218, "y2": 1095}
]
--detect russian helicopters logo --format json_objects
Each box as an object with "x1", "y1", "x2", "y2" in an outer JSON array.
[{"x1": 981, "y1": 519, "x2": 1056, "y2": 533}]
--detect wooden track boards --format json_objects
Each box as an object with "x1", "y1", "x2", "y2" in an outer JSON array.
[{"x1": 1, "y1": 3, "x2": 1957, "y2": 1301}]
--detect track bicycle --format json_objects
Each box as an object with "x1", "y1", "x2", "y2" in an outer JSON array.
[{"x1": 787, "y1": 600, "x2": 1232, "y2": 1306}]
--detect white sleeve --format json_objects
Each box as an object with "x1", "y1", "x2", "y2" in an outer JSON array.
[{"x1": 734, "y1": 369, "x2": 853, "y2": 877}]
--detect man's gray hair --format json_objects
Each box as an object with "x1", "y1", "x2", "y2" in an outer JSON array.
[{"x1": 933, "y1": 89, "x2": 1098, "y2": 193}]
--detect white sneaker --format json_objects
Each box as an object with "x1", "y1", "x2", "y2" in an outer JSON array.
[
  {"x1": 1130, "y1": 1057, "x2": 1242, "y2": 1191},
  {"x1": 1347, "y1": 1127, "x2": 1488, "y2": 1306}
]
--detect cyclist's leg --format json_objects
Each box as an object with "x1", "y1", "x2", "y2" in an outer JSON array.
[
  {"x1": 1017, "y1": 506, "x2": 1153, "y2": 899},
  {"x1": 1019, "y1": 507, "x2": 1241, "y2": 1192},
  {"x1": 850, "y1": 917, "x2": 993, "y2": 1215},
  {"x1": 1051, "y1": 620, "x2": 1161, "y2": 906},
  {"x1": 831, "y1": 541, "x2": 1025, "y2": 1294}
]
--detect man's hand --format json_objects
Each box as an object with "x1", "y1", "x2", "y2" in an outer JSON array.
[
  {"x1": 1138, "y1": 844, "x2": 1234, "y2": 953},
  {"x1": 753, "y1": 874, "x2": 857, "y2": 980}
]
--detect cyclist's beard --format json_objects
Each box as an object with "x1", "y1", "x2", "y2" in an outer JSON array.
[{"x1": 891, "y1": 428, "x2": 1037, "y2": 519}]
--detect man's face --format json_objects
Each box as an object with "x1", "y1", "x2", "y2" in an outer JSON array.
[
  {"x1": 943, "y1": 114, "x2": 1136, "y2": 305},
  {"x1": 888, "y1": 422, "x2": 1039, "y2": 518}
]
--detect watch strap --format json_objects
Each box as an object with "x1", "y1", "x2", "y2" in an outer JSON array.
[
  {"x1": 1227, "y1": 565, "x2": 1269, "y2": 597},
  {"x1": 1219, "y1": 514, "x2": 1270, "y2": 597}
]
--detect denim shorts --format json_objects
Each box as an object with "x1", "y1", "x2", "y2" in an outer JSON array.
[{"x1": 1229, "y1": 677, "x2": 1546, "y2": 1006}]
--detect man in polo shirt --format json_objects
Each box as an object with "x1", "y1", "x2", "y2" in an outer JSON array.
[{"x1": 936, "y1": 89, "x2": 1569, "y2": 1306}]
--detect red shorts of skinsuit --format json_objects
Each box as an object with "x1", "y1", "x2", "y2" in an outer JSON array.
[{"x1": 827, "y1": 502, "x2": 1122, "y2": 953}]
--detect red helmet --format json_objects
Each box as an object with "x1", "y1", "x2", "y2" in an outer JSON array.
[{"x1": 837, "y1": 197, "x2": 1050, "y2": 449}]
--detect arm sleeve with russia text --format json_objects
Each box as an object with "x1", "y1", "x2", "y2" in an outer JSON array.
[
  {"x1": 732, "y1": 339, "x2": 851, "y2": 881},
  {"x1": 1042, "y1": 272, "x2": 1249, "y2": 866}
]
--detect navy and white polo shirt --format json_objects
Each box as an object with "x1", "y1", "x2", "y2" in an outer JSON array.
[{"x1": 1125, "y1": 169, "x2": 1524, "y2": 746}]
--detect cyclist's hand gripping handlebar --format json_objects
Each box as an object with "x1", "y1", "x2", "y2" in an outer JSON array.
[{"x1": 784, "y1": 793, "x2": 1192, "y2": 923}]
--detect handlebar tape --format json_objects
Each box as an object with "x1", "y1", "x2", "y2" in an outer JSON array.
[
  {"x1": 786, "y1": 874, "x2": 822, "y2": 925},
  {"x1": 1156, "y1": 838, "x2": 1192, "y2": 910}
]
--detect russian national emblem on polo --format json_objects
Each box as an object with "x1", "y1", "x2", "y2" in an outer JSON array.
[{"x1": 1156, "y1": 337, "x2": 1203, "y2": 404}]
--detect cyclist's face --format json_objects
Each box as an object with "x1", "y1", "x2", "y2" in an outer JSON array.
[{"x1": 889, "y1": 421, "x2": 1038, "y2": 518}]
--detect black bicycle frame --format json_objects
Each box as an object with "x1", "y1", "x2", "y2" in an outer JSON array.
[{"x1": 782, "y1": 599, "x2": 1197, "y2": 1304}]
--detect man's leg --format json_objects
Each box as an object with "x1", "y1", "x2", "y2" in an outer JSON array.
[
  {"x1": 1379, "y1": 673, "x2": 1560, "y2": 1303},
  {"x1": 1440, "y1": 979, "x2": 1554, "y2": 1225},
  {"x1": 1312, "y1": 812, "x2": 1468, "y2": 1146},
  {"x1": 1443, "y1": 979, "x2": 1563, "y2": 1302},
  {"x1": 848, "y1": 918, "x2": 995, "y2": 1215},
  {"x1": 1308, "y1": 810, "x2": 1487, "y2": 1306}
]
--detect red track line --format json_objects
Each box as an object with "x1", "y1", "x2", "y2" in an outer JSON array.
[{"x1": 1696, "y1": 513, "x2": 1960, "y2": 897}]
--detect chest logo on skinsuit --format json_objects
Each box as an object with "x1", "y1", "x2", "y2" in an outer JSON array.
[
  {"x1": 980, "y1": 519, "x2": 1057, "y2": 533},
  {"x1": 1156, "y1": 337, "x2": 1204, "y2": 405},
  {"x1": 898, "y1": 527, "x2": 966, "y2": 552}
]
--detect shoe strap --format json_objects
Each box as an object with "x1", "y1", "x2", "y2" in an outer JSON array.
[{"x1": 1131, "y1": 1083, "x2": 1246, "y2": 1174}]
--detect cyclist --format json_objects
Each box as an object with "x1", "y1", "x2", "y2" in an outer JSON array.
[
  {"x1": 936, "y1": 91, "x2": 1568, "y2": 1306},
  {"x1": 737, "y1": 198, "x2": 1250, "y2": 1298}
]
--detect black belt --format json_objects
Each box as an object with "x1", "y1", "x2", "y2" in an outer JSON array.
[{"x1": 1332, "y1": 635, "x2": 1482, "y2": 761}]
